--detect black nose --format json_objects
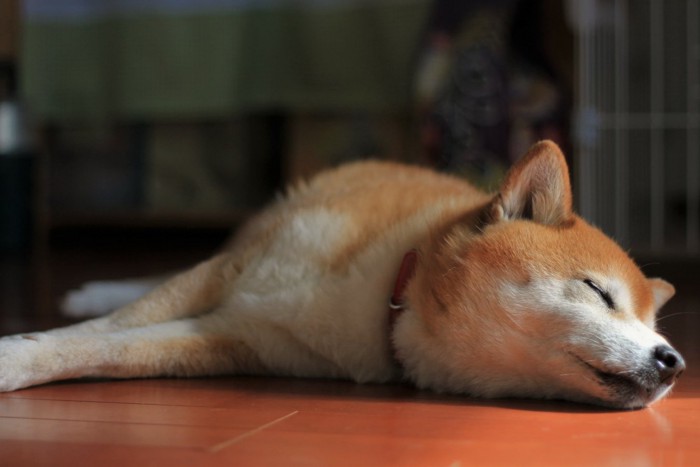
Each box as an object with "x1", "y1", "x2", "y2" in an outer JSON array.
[{"x1": 653, "y1": 345, "x2": 686, "y2": 383}]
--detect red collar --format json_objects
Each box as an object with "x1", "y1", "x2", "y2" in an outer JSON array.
[{"x1": 388, "y1": 249, "x2": 418, "y2": 363}]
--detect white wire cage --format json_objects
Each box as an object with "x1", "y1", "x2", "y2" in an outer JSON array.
[{"x1": 568, "y1": 0, "x2": 700, "y2": 257}]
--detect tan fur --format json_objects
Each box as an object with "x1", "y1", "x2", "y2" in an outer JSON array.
[
  {"x1": 0, "y1": 141, "x2": 685, "y2": 409},
  {"x1": 230, "y1": 161, "x2": 488, "y2": 272}
]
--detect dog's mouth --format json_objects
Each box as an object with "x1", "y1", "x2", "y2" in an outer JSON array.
[{"x1": 570, "y1": 353, "x2": 674, "y2": 409}]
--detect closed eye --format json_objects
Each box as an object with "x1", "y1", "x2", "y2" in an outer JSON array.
[{"x1": 584, "y1": 279, "x2": 616, "y2": 310}]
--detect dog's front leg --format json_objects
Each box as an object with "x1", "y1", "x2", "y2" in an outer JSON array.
[{"x1": 0, "y1": 316, "x2": 263, "y2": 392}]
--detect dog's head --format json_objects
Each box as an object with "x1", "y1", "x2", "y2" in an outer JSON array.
[{"x1": 401, "y1": 141, "x2": 684, "y2": 409}]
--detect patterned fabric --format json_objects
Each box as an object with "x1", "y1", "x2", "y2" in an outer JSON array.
[{"x1": 414, "y1": 0, "x2": 568, "y2": 183}]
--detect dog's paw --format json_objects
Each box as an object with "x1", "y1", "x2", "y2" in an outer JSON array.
[
  {"x1": 61, "y1": 280, "x2": 154, "y2": 318},
  {"x1": 0, "y1": 334, "x2": 53, "y2": 392}
]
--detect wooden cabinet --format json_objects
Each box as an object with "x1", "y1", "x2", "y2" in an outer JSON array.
[{"x1": 0, "y1": 0, "x2": 18, "y2": 61}]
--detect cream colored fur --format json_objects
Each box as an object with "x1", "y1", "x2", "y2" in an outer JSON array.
[{"x1": 0, "y1": 141, "x2": 685, "y2": 409}]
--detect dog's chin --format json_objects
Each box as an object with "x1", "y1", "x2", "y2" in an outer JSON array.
[
  {"x1": 570, "y1": 354, "x2": 676, "y2": 409},
  {"x1": 596, "y1": 369, "x2": 677, "y2": 409},
  {"x1": 580, "y1": 382, "x2": 674, "y2": 410}
]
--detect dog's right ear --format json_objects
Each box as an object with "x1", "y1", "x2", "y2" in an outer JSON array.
[
  {"x1": 649, "y1": 277, "x2": 675, "y2": 313},
  {"x1": 490, "y1": 140, "x2": 573, "y2": 226}
]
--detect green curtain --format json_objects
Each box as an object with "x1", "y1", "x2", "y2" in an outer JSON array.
[{"x1": 22, "y1": 1, "x2": 430, "y2": 121}]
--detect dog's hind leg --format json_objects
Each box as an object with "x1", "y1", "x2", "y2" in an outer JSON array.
[
  {"x1": 0, "y1": 314, "x2": 264, "y2": 392},
  {"x1": 42, "y1": 253, "x2": 236, "y2": 338}
]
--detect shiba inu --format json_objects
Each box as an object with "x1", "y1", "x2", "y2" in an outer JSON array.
[{"x1": 0, "y1": 141, "x2": 685, "y2": 409}]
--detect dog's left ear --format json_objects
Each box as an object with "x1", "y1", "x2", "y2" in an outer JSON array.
[
  {"x1": 491, "y1": 140, "x2": 573, "y2": 226},
  {"x1": 649, "y1": 278, "x2": 675, "y2": 312}
]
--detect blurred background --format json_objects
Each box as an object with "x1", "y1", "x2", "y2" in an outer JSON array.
[{"x1": 1, "y1": 0, "x2": 699, "y2": 330}]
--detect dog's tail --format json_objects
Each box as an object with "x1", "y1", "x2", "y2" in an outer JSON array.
[
  {"x1": 50, "y1": 253, "x2": 235, "y2": 338},
  {"x1": 61, "y1": 275, "x2": 171, "y2": 318}
]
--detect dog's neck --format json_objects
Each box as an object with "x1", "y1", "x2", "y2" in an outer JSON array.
[{"x1": 388, "y1": 249, "x2": 418, "y2": 365}]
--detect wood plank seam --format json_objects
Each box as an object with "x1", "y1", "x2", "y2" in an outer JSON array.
[{"x1": 207, "y1": 410, "x2": 299, "y2": 453}]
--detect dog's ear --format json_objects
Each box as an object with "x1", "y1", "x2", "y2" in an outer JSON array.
[
  {"x1": 491, "y1": 140, "x2": 573, "y2": 226},
  {"x1": 649, "y1": 278, "x2": 675, "y2": 312}
]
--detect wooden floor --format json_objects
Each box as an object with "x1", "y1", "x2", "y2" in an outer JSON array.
[{"x1": 2, "y1": 232, "x2": 700, "y2": 466}]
